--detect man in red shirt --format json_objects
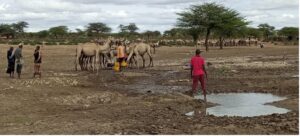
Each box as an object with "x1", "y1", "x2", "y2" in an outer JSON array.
[{"x1": 190, "y1": 49, "x2": 208, "y2": 101}]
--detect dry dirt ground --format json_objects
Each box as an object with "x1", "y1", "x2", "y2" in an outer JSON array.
[{"x1": 0, "y1": 43, "x2": 298, "y2": 134}]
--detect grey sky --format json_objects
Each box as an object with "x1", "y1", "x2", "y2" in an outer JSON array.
[{"x1": 0, "y1": 0, "x2": 298, "y2": 32}]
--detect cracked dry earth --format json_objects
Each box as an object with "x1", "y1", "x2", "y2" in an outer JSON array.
[{"x1": 0, "y1": 44, "x2": 298, "y2": 134}]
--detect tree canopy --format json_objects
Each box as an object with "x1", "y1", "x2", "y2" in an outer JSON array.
[
  {"x1": 86, "y1": 22, "x2": 111, "y2": 37},
  {"x1": 177, "y1": 2, "x2": 248, "y2": 50},
  {"x1": 258, "y1": 23, "x2": 275, "y2": 40},
  {"x1": 49, "y1": 26, "x2": 68, "y2": 39},
  {"x1": 278, "y1": 27, "x2": 299, "y2": 41}
]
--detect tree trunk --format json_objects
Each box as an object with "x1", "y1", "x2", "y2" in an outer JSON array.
[
  {"x1": 204, "y1": 28, "x2": 210, "y2": 51},
  {"x1": 219, "y1": 37, "x2": 223, "y2": 49},
  {"x1": 192, "y1": 34, "x2": 198, "y2": 49},
  {"x1": 193, "y1": 38, "x2": 198, "y2": 49}
]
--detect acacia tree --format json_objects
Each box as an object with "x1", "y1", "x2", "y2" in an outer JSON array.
[
  {"x1": 118, "y1": 24, "x2": 128, "y2": 33},
  {"x1": 49, "y1": 26, "x2": 68, "y2": 39},
  {"x1": 86, "y1": 22, "x2": 111, "y2": 37},
  {"x1": 127, "y1": 23, "x2": 139, "y2": 33},
  {"x1": 36, "y1": 30, "x2": 49, "y2": 38},
  {"x1": 177, "y1": 2, "x2": 247, "y2": 51},
  {"x1": 0, "y1": 24, "x2": 15, "y2": 39},
  {"x1": 214, "y1": 10, "x2": 248, "y2": 49},
  {"x1": 143, "y1": 30, "x2": 161, "y2": 41},
  {"x1": 278, "y1": 27, "x2": 299, "y2": 41},
  {"x1": 12, "y1": 21, "x2": 29, "y2": 38},
  {"x1": 258, "y1": 23, "x2": 275, "y2": 41}
]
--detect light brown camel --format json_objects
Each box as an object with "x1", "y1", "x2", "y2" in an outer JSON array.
[
  {"x1": 98, "y1": 39, "x2": 115, "y2": 68},
  {"x1": 126, "y1": 42, "x2": 153, "y2": 69},
  {"x1": 75, "y1": 42, "x2": 99, "y2": 72}
]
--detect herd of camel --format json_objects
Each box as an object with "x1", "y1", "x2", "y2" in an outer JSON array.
[
  {"x1": 74, "y1": 37, "x2": 262, "y2": 72},
  {"x1": 158, "y1": 38, "x2": 261, "y2": 47},
  {"x1": 75, "y1": 37, "x2": 155, "y2": 72}
]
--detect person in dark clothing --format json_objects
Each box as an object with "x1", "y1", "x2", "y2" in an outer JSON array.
[
  {"x1": 14, "y1": 44, "x2": 24, "y2": 79},
  {"x1": 33, "y1": 46, "x2": 42, "y2": 78},
  {"x1": 6, "y1": 47, "x2": 15, "y2": 78}
]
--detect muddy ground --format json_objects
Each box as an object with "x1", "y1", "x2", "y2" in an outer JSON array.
[{"x1": 0, "y1": 43, "x2": 298, "y2": 134}]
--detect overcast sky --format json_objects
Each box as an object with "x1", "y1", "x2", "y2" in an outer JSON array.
[{"x1": 0, "y1": 0, "x2": 298, "y2": 32}]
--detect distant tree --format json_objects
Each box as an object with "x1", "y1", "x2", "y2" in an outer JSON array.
[
  {"x1": 127, "y1": 23, "x2": 139, "y2": 33},
  {"x1": 11, "y1": 21, "x2": 29, "y2": 38},
  {"x1": 36, "y1": 30, "x2": 49, "y2": 38},
  {"x1": 143, "y1": 30, "x2": 161, "y2": 41},
  {"x1": 278, "y1": 27, "x2": 299, "y2": 41},
  {"x1": 49, "y1": 26, "x2": 68, "y2": 39},
  {"x1": 244, "y1": 27, "x2": 262, "y2": 39},
  {"x1": 163, "y1": 28, "x2": 187, "y2": 38},
  {"x1": 258, "y1": 23, "x2": 275, "y2": 41},
  {"x1": 177, "y1": 2, "x2": 247, "y2": 50},
  {"x1": 0, "y1": 24, "x2": 15, "y2": 39},
  {"x1": 86, "y1": 22, "x2": 111, "y2": 37},
  {"x1": 75, "y1": 28, "x2": 86, "y2": 37},
  {"x1": 12, "y1": 21, "x2": 28, "y2": 33},
  {"x1": 118, "y1": 24, "x2": 129, "y2": 33}
]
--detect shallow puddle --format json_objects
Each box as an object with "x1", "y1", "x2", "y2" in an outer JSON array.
[{"x1": 188, "y1": 93, "x2": 290, "y2": 117}]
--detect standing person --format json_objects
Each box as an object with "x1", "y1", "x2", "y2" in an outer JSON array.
[
  {"x1": 33, "y1": 46, "x2": 42, "y2": 78},
  {"x1": 116, "y1": 40, "x2": 125, "y2": 71},
  {"x1": 6, "y1": 47, "x2": 15, "y2": 78},
  {"x1": 190, "y1": 49, "x2": 208, "y2": 101},
  {"x1": 14, "y1": 44, "x2": 24, "y2": 79}
]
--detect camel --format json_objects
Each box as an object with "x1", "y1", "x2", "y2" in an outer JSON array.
[
  {"x1": 75, "y1": 42, "x2": 100, "y2": 72},
  {"x1": 98, "y1": 39, "x2": 115, "y2": 68},
  {"x1": 126, "y1": 42, "x2": 153, "y2": 69},
  {"x1": 150, "y1": 41, "x2": 159, "y2": 54}
]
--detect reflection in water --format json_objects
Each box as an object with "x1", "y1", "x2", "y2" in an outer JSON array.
[{"x1": 188, "y1": 93, "x2": 290, "y2": 117}]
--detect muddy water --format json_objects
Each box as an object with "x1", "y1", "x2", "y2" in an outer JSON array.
[{"x1": 190, "y1": 93, "x2": 290, "y2": 117}]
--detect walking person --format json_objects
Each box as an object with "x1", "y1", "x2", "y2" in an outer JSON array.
[
  {"x1": 6, "y1": 47, "x2": 15, "y2": 78},
  {"x1": 190, "y1": 49, "x2": 208, "y2": 101},
  {"x1": 14, "y1": 44, "x2": 24, "y2": 79},
  {"x1": 33, "y1": 46, "x2": 42, "y2": 78}
]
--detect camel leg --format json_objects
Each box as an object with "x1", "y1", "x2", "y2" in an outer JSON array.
[
  {"x1": 146, "y1": 50, "x2": 153, "y2": 67},
  {"x1": 83, "y1": 56, "x2": 87, "y2": 70},
  {"x1": 103, "y1": 53, "x2": 110, "y2": 69},
  {"x1": 89, "y1": 57, "x2": 95, "y2": 69},
  {"x1": 75, "y1": 48, "x2": 81, "y2": 71},
  {"x1": 141, "y1": 54, "x2": 145, "y2": 68},
  {"x1": 134, "y1": 50, "x2": 141, "y2": 69},
  {"x1": 79, "y1": 54, "x2": 84, "y2": 70}
]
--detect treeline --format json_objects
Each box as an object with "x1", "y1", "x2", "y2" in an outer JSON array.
[
  {"x1": 0, "y1": 2, "x2": 298, "y2": 47},
  {"x1": 0, "y1": 22, "x2": 162, "y2": 45}
]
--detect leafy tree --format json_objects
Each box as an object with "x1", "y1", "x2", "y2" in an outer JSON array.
[
  {"x1": 278, "y1": 27, "x2": 299, "y2": 41},
  {"x1": 244, "y1": 27, "x2": 262, "y2": 39},
  {"x1": 127, "y1": 23, "x2": 139, "y2": 33},
  {"x1": 75, "y1": 28, "x2": 86, "y2": 37},
  {"x1": 36, "y1": 30, "x2": 49, "y2": 38},
  {"x1": 214, "y1": 10, "x2": 248, "y2": 49},
  {"x1": 118, "y1": 24, "x2": 129, "y2": 33},
  {"x1": 163, "y1": 28, "x2": 187, "y2": 38},
  {"x1": 258, "y1": 23, "x2": 275, "y2": 41},
  {"x1": 49, "y1": 26, "x2": 68, "y2": 39},
  {"x1": 142, "y1": 30, "x2": 161, "y2": 41},
  {"x1": 0, "y1": 24, "x2": 15, "y2": 38},
  {"x1": 12, "y1": 21, "x2": 28, "y2": 33},
  {"x1": 86, "y1": 22, "x2": 111, "y2": 37},
  {"x1": 177, "y1": 2, "x2": 247, "y2": 51}
]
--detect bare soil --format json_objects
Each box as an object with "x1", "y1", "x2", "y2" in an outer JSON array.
[{"x1": 0, "y1": 43, "x2": 298, "y2": 134}]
